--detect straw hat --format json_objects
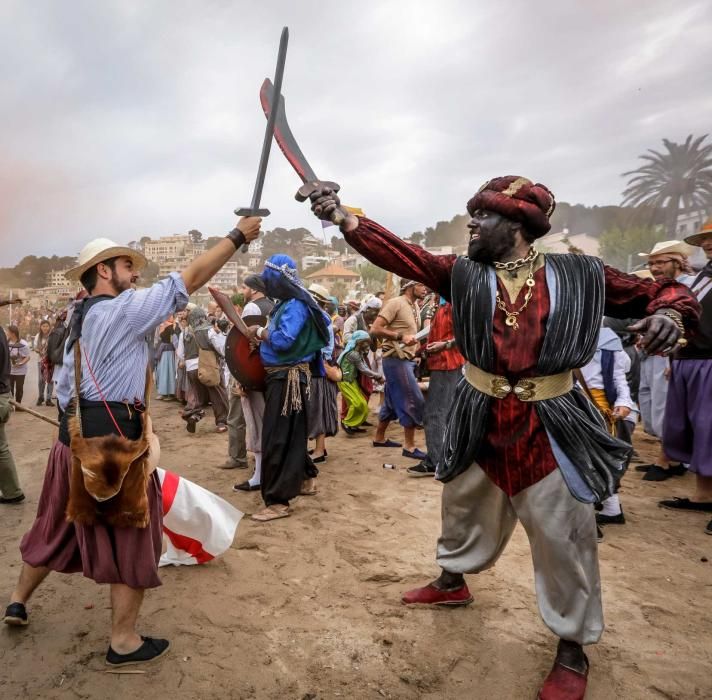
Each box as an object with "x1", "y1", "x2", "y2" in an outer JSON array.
[
  {"x1": 637, "y1": 240, "x2": 695, "y2": 259},
  {"x1": 684, "y1": 218, "x2": 712, "y2": 247},
  {"x1": 308, "y1": 283, "x2": 331, "y2": 303},
  {"x1": 65, "y1": 238, "x2": 148, "y2": 281}
]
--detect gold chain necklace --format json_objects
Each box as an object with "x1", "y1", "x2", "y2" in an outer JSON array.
[
  {"x1": 495, "y1": 255, "x2": 537, "y2": 331},
  {"x1": 493, "y1": 246, "x2": 538, "y2": 272}
]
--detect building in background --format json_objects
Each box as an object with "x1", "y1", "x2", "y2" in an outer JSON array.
[
  {"x1": 143, "y1": 234, "x2": 204, "y2": 263},
  {"x1": 538, "y1": 229, "x2": 601, "y2": 257},
  {"x1": 304, "y1": 263, "x2": 361, "y2": 293},
  {"x1": 45, "y1": 269, "x2": 72, "y2": 287}
]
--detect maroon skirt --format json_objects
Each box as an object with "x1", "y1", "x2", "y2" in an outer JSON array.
[{"x1": 20, "y1": 441, "x2": 163, "y2": 589}]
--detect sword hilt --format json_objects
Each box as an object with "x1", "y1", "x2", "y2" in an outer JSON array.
[
  {"x1": 295, "y1": 180, "x2": 345, "y2": 226},
  {"x1": 234, "y1": 207, "x2": 271, "y2": 252}
]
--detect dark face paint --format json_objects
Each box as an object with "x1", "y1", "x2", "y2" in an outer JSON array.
[{"x1": 467, "y1": 210, "x2": 518, "y2": 263}]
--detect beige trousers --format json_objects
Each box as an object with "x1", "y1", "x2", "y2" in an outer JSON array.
[{"x1": 436, "y1": 465, "x2": 603, "y2": 645}]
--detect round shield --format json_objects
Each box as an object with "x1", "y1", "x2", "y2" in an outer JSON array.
[{"x1": 225, "y1": 326, "x2": 266, "y2": 392}]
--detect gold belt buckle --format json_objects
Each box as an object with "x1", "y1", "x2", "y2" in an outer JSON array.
[
  {"x1": 513, "y1": 379, "x2": 536, "y2": 401},
  {"x1": 491, "y1": 376, "x2": 513, "y2": 399}
]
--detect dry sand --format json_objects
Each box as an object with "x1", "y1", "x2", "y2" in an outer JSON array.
[{"x1": 1, "y1": 381, "x2": 710, "y2": 699}]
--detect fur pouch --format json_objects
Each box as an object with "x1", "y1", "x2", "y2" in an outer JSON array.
[{"x1": 66, "y1": 414, "x2": 152, "y2": 528}]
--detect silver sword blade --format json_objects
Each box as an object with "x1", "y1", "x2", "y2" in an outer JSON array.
[{"x1": 235, "y1": 26, "x2": 289, "y2": 249}]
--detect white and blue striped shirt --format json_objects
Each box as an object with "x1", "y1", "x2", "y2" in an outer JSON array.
[{"x1": 56, "y1": 273, "x2": 189, "y2": 410}]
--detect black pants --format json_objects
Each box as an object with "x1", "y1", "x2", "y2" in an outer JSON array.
[
  {"x1": 10, "y1": 375, "x2": 25, "y2": 404},
  {"x1": 261, "y1": 372, "x2": 318, "y2": 507}
]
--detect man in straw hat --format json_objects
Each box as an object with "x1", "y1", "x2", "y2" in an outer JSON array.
[
  {"x1": 306, "y1": 177, "x2": 699, "y2": 699},
  {"x1": 366, "y1": 278, "x2": 428, "y2": 456},
  {"x1": 3, "y1": 217, "x2": 261, "y2": 667},
  {"x1": 659, "y1": 218, "x2": 712, "y2": 535},
  {"x1": 634, "y1": 240, "x2": 696, "y2": 482}
]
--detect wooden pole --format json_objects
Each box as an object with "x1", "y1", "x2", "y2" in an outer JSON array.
[
  {"x1": 9, "y1": 400, "x2": 60, "y2": 428},
  {"x1": 384, "y1": 272, "x2": 394, "y2": 302}
]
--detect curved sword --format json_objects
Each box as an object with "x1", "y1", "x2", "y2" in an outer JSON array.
[{"x1": 260, "y1": 78, "x2": 346, "y2": 226}]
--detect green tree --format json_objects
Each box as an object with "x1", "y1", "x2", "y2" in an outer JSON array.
[
  {"x1": 598, "y1": 226, "x2": 667, "y2": 270},
  {"x1": 424, "y1": 215, "x2": 469, "y2": 248},
  {"x1": 410, "y1": 231, "x2": 425, "y2": 246},
  {"x1": 188, "y1": 229, "x2": 203, "y2": 245},
  {"x1": 622, "y1": 134, "x2": 712, "y2": 236},
  {"x1": 330, "y1": 280, "x2": 348, "y2": 302},
  {"x1": 260, "y1": 227, "x2": 312, "y2": 264},
  {"x1": 330, "y1": 235, "x2": 348, "y2": 254},
  {"x1": 359, "y1": 262, "x2": 386, "y2": 292}
]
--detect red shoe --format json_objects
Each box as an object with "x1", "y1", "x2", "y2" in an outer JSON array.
[
  {"x1": 401, "y1": 583, "x2": 473, "y2": 606},
  {"x1": 537, "y1": 658, "x2": 588, "y2": 700}
]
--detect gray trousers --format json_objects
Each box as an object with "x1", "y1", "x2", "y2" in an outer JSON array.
[
  {"x1": 424, "y1": 369, "x2": 461, "y2": 471},
  {"x1": 638, "y1": 354, "x2": 668, "y2": 438},
  {"x1": 437, "y1": 465, "x2": 603, "y2": 646},
  {"x1": 0, "y1": 393, "x2": 23, "y2": 499},
  {"x1": 227, "y1": 393, "x2": 248, "y2": 467},
  {"x1": 242, "y1": 391, "x2": 265, "y2": 454}
]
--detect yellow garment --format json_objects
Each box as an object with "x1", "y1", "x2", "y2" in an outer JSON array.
[
  {"x1": 589, "y1": 388, "x2": 615, "y2": 435},
  {"x1": 338, "y1": 380, "x2": 370, "y2": 427}
]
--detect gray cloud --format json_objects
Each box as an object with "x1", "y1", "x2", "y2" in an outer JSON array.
[{"x1": 1, "y1": 0, "x2": 710, "y2": 263}]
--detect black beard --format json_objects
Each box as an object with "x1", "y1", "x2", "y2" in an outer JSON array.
[
  {"x1": 467, "y1": 227, "x2": 517, "y2": 264},
  {"x1": 110, "y1": 271, "x2": 132, "y2": 295}
]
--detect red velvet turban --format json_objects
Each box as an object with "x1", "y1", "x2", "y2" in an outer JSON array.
[{"x1": 466, "y1": 176, "x2": 556, "y2": 238}]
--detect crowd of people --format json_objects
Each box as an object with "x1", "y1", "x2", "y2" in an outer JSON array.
[{"x1": 0, "y1": 183, "x2": 709, "y2": 699}]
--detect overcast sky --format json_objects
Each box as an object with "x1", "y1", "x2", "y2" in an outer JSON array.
[{"x1": 1, "y1": 0, "x2": 710, "y2": 264}]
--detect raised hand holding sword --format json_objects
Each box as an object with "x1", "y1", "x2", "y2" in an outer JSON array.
[{"x1": 255, "y1": 66, "x2": 687, "y2": 357}]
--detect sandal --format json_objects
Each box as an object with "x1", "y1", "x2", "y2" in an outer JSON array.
[
  {"x1": 251, "y1": 505, "x2": 291, "y2": 522},
  {"x1": 659, "y1": 497, "x2": 712, "y2": 513},
  {"x1": 106, "y1": 637, "x2": 170, "y2": 668},
  {"x1": 300, "y1": 479, "x2": 318, "y2": 496}
]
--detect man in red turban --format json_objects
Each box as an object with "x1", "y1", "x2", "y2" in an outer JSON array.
[{"x1": 306, "y1": 176, "x2": 699, "y2": 700}]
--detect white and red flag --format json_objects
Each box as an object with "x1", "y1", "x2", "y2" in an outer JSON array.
[{"x1": 157, "y1": 468, "x2": 243, "y2": 567}]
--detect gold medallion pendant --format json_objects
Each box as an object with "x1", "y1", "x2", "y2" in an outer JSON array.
[{"x1": 495, "y1": 249, "x2": 538, "y2": 332}]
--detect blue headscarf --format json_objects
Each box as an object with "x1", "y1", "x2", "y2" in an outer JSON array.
[
  {"x1": 261, "y1": 254, "x2": 331, "y2": 345},
  {"x1": 338, "y1": 330, "x2": 370, "y2": 366}
]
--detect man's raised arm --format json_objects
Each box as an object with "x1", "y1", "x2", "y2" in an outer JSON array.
[
  {"x1": 308, "y1": 188, "x2": 455, "y2": 300},
  {"x1": 181, "y1": 216, "x2": 262, "y2": 295}
]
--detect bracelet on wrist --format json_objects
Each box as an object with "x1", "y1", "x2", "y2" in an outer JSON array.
[{"x1": 225, "y1": 227, "x2": 246, "y2": 250}]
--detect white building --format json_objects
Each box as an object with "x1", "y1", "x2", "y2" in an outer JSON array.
[
  {"x1": 245, "y1": 238, "x2": 264, "y2": 269},
  {"x1": 302, "y1": 255, "x2": 331, "y2": 271},
  {"x1": 537, "y1": 230, "x2": 601, "y2": 257},
  {"x1": 676, "y1": 209, "x2": 708, "y2": 239},
  {"x1": 158, "y1": 257, "x2": 190, "y2": 278},
  {"x1": 211, "y1": 261, "x2": 240, "y2": 291},
  {"x1": 144, "y1": 235, "x2": 205, "y2": 263},
  {"x1": 45, "y1": 269, "x2": 72, "y2": 287}
]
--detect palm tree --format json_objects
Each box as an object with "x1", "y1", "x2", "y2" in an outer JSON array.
[{"x1": 622, "y1": 134, "x2": 712, "y2": 236}]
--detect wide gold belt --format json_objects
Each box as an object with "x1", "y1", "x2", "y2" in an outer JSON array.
[{"x1": 463, "y1": 363, "x2": 573, "y2": 402}]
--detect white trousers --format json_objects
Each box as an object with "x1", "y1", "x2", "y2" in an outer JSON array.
[{"x1": 436, "y1": 465, "x2": 604, "y2": 645}]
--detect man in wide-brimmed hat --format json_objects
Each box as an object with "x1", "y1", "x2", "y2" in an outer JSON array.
[
  {"x1": 4, "y1": 218, "x2": 261, "y2": 667},
  {"x1": 635, "y1": 240, "x2": 697, "y2": 482},
  {"x1": 659, "y1": 218, "x2": 712, "y2": 535},
  {"x1": 638, "y1": 239, "x2": 696, "y2": 286},
  {"x1": 306, "y1": 175, "x2": 699, "y2": 699}
]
